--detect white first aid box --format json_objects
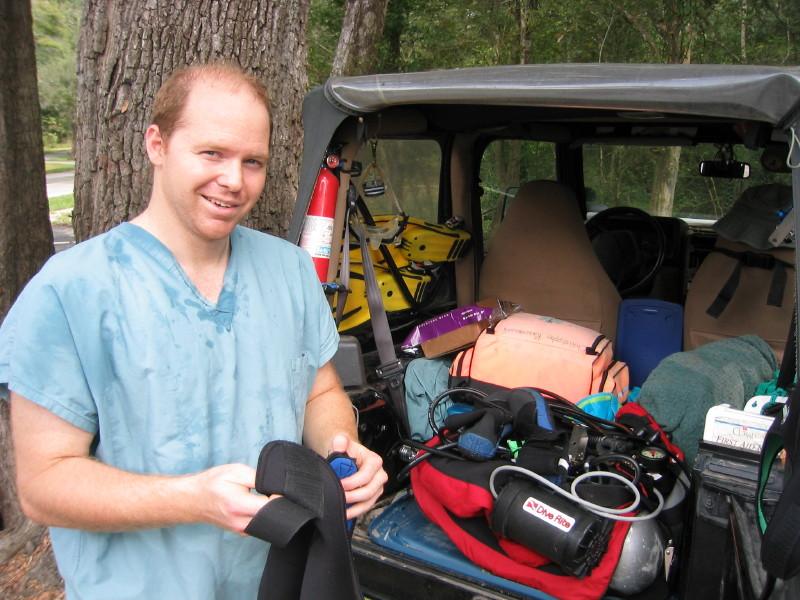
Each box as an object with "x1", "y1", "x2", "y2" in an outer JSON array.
[{"x1": 703, "y1": 404, "x2": 774, "y2": 454}]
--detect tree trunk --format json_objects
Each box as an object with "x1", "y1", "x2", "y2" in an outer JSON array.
[
  {"x1": 518, "y1": 0, "x2": 532, "y2": 64},
  {"x1": 0, "y1": 2, "x2": 60, "y2": 595},
  {"x1": 649, "y1": 146, "x2": 682, "y2": 217},
  {"x1": 0, "y1": 2, "x2": 54, "y2": 319},
  {"x1": 740, "y1": 0, "x2": 748, "y2": 62},
  {"x1": 379, "y1": 0, "x2": 409, "y2": 73},
  {"x1": 330, "y1": 0, "x2": 389, "y2": 77},
  {"x1": 613, "y1": 2, "x2": 695, "y2": 217},
  {"x1": 74, "y1": 0, "x2": 311, "y2": 242}
]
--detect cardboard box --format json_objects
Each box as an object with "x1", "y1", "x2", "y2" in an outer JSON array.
[
  {"x1": 401, "y1": 299, "x2": 512, "y2": 359},
  {"x1": 420, "y1": 320, "x2": 490, "y2": 358}
]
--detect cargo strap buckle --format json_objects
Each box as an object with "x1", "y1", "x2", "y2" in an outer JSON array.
[{"x1": 375, "y1": 360, "x2": 404, "y2": 388}]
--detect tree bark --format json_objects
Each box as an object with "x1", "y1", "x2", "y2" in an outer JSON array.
[
  {"x1": 0, "y1": 1, "x2": 59, "y2": 595},
  {"x1": 0, "y1": 1, "x2": 54, "y2": 319},
  {"x1": 74, "y1": 0, "x2": 311, "y2": 242},
  {"x1": 330, "y1": 0, "x2": 389, "y2": 77},
  {"x1": 740, "y1": 0, "x2": 748, "y2": 63},
  {"x1": 649, "y1": 146, "x2": 682, "y2": 217}
]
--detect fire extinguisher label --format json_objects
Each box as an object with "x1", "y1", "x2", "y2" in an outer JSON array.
[
  {"x1": 300, "y1": 215, "x2": 334, "y2": 259},
  {"x1": 522, "y1": 496, "x2": 575, "y2": 532}
]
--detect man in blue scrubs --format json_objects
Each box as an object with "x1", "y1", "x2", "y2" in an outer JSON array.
[{"x1": 1, "y1": 64, "x2": 387, "y2": 598}]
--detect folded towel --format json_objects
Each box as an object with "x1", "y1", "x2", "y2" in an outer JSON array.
[{"x1": 637, "y1": 335, "x2": 776, "y2": 464}]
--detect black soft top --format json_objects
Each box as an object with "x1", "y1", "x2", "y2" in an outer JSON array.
[
  {"x1": 291, "y1": 64, "x2": 800, "y2": 242},
  {"x1": 324, "y1": 64, "x2": 800, "y2": 125}
]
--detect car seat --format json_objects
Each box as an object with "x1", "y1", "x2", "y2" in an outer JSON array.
[
  {"x1": 684, "y1": 184, "x2": 795, "y2": 359},
  {"x1": 478, "y1": 180, "x2": 621, "y2": 340}
]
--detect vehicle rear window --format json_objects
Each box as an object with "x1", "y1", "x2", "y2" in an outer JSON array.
[
  {"x1": 353, "y1": 139, "x2": 441, "y2": 224},
  {"x1": 479, "y1": 140, "x2": 556, "y2": 246}
]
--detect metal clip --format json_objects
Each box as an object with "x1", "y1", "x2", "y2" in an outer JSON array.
[
  {"x1": 375, "y1": 360, "x2": 404, "y2": 385},
  {"x1": 664, "y1": 544, "x2": 675, "y2": 581}
]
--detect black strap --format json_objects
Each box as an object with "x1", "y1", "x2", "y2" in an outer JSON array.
[
  {"x1": 245, "y1": 441, "x2": 362, "y2": 600},
  {"x1": 769, "y1": 262, "x2": 788, "y2": 308},
  {"x1": 706, "y1": 259, "x2": 743, "y2": 318},
  {"x1": 245, "y1": 497, "x2": 315, "y2": 548},
  {"x1": 777, "y1": 308, "x2": 797, "y2": 392},
  {"x1": 757, "y1": 132, "x2": 800, "y2": 586},
  {"x1": 758, "y1": 398, "x2": 800, "y2": 579},
  {"x1": 706, "y1": 248, "x2": 792, "y2": 318},
  {"x1": 335, "y1": 198, "x2": 352, "y2": 324}
]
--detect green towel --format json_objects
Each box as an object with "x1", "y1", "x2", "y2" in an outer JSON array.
[{"x1": 637, "y1": 335, "x2": 777, "y2": 464}]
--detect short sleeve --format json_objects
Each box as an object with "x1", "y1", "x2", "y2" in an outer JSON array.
[
  {"x1": 0, "y1": 279, "x2": 98, "y2": 433},
  {"x1": 298, "y1": 252, "x2": 340, "y2": 366}
]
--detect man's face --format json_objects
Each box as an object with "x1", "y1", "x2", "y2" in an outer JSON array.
[{"x1": 145, "y1": 80, "x2": 270, "y2": 242}]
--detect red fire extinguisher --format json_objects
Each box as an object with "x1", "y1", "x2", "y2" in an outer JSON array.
[{"x1": 300, "y1": 154, "x2": 340, "y2": 282}]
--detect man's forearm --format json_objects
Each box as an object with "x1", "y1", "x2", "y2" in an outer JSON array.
[
  {"x1": 18, "y1": 456, "x2": 201, "y2": 531},
  {"x1": 302, "y1": 362, "x2": 358, "y2": 456},
  {"x1": 303, "y1": 391, "x2": 357, "y2": 456},
  {"x1": 11, "y1": 392, "x2": 268, "y2": 534}
]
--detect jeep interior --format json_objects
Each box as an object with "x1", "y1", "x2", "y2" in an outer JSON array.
[{"x1": 289, "y1": 65, "x2": 800, "y2": 599}]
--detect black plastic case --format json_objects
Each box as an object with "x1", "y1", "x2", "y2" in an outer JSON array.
[{"x1": 681, "y1": 441, "x2": 794, "y2": 599}]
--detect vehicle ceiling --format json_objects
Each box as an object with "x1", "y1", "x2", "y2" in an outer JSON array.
[{"x1": 375, "y1": 104, "x2": 769, "y2": 148}]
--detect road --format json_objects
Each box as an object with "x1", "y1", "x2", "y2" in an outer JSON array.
[
  {"x1": 45, "y1": 171, "x2": 76, "y2": 251},
  {"x1": 53, "y1": 224, "x2": 76, "y2": 252},
  {"x1": 47, "y1": 171, "x2": 74, "y2": 198}
]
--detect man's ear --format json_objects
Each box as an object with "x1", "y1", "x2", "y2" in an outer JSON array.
[{"x1": 145, "y1": 124, "x2": 167, "y2": 166}]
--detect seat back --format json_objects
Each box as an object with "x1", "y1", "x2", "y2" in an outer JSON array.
[
  {"x1": 478, "y1": 180, "x2": 621, "y2": 340},
  {"x1": 684, "y1": 237, "x2": 795, "y2": 359}
]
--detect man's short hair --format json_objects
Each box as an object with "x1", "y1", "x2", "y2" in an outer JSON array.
[{"x1": 150, "y1": 63, "x2": 271, "y2": 140}]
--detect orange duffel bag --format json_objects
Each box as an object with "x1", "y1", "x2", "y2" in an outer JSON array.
[{"x1": 449, "y1": 312, "x2": 629, "y2": 403}]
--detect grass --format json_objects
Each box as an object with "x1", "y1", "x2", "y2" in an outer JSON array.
[
  {"x1": 44, "y1": 143, "x2": 74, "y2": 174},
  {"x1": 45, "y1": 161, "x2": 74, "y2": 174},
  {"x1": 49, "y1": 193, "x2": 74, "y2": 226},
  {"x1": 49, "y1": 193, "x2": 74, "y2": 212},
  {"x1": 44, "y1": 142, "x2": 72, "y2": 154}
]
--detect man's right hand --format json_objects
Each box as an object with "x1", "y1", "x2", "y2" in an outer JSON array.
[{"x1": 188, "y1": 463, "x2": 274, "y2": 534}]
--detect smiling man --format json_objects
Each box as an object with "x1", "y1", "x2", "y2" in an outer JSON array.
[{"x1": 0, "y1": 64, "x2": 386, "y2": 599}]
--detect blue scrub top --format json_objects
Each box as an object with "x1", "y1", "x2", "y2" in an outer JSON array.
[{"x1": 0, "y1": 223, "x2": 339, "y2": 599}]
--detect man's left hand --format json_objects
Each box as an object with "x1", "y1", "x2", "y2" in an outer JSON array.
[{"x1": 329, "y1": 434, "x2": 388, "y2": 519}]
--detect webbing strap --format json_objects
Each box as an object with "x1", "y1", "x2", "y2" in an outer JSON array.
[
  {"x1": 769, "y1": 262, "x2": 788, "y2": 308},
  {"x1": 777, "y1": 309, "x2": 797, "y2": 392},
  {"x1": 706, "y1": 248, "x2": 791, "y2": 318},
  {"x1": 757, "y1": 429, "x2": 784, "y2": 534},
  {"x1": 350, "y1": 202, "x2": 410, "y2": 437},
  {"x1": 245, "y1": 441, "x2": 362, "y2": 600},
  {"x1": 245, "y1": 497, "x2": 315, "y2": 548},
  {"x1": 756, "y1": 132, "x2": 800, "y2": 583},
  {"x1": 335, "y1": 197, "x2": 352, "y2": 324}
]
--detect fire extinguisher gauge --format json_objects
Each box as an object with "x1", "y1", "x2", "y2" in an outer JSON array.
[{"x1": 325, "y1": 154, "x2": 340, "y2": 169}]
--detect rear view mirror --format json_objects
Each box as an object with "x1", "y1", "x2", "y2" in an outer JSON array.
[{"x1": 698, "y1": 160, "x2": 751, "y2": 179}]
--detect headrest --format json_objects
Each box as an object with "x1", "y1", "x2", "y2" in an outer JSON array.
[
  {"x1": 504, "y1": 180, "x2": 585, "y2": 234},
  {"x1": 714, "y1": 184, "x2": 792, "y2": 250}
]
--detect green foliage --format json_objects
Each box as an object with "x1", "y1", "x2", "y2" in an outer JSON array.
[
  {"x1": 308, "y1": 0, "x2": 346, "y2": 87},
  {"x1": 32, "y1": 0, "x2": 81, "y2": 145},
  {"x1": 304, "y1": 0, "x2": 798, "y2": 222}
]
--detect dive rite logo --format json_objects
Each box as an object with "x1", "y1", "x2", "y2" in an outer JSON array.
[{"x1": 522, "y1": 497, "x2": 575, "y2": 532}]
